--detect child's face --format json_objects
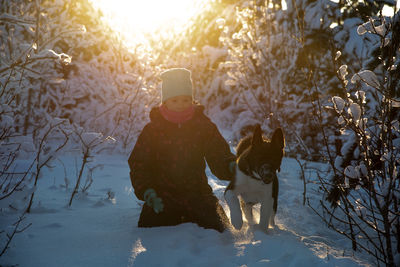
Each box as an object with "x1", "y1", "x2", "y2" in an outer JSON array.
[{"x1": 164, "y1": 95, "x2": 192, "y2": 112}]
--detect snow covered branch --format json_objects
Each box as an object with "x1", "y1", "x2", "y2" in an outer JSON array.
[
  {"x1": 68, "y1": 126, "x2": 114, "y2": 207},
  {"x1": 26, "y1": 119, "x2": 71, "y2": 213},
  {"x1": 309, "y1": 14, "x2": 400, "y2": 266},
  {"x1": 0, "y1": 211, "x2": 32, "y2": 257}
]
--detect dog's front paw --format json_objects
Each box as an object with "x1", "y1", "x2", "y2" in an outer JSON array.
[{"x1": 269, "y1": 217, "x2": 276, "y2": 228}]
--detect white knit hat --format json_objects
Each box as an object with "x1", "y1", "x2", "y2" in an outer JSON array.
[{"x1": 161, "y1": 68, "x2": 193, "y2": 102}]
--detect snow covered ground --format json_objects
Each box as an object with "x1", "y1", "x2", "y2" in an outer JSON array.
[{"x1": 1, "y1": 153, "x2": 372, "y2": 267}]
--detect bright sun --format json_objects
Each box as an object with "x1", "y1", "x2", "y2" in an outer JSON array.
[{"x1": 90, "y1": 0, "x2": 207, "y2": 48}]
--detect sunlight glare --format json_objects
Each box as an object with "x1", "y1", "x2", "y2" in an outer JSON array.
[
  {"x1": 90, "y1": 0, "x2": 207, "y2": 49},
  {"x1": 382, "y1": 3, "x2": 398, "y2": 17}
]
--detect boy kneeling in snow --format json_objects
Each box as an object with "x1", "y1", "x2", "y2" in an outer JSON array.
[{"x1": 128, "y1": 68, "x2": 235, "y2": 232}]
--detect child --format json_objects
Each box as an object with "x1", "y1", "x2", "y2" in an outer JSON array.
[{"x1": 128, "y1": 68, "x2": 236, "y2": 232}]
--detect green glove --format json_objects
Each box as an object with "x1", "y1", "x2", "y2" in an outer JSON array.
[{"x1": 143, "y1": 188, "x2": 164, "y2": 214}]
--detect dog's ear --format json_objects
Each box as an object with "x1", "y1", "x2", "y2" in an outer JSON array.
[
  {"x1": 251, "y1": 124, "x2": 263, "y2": 145},
  {"x1": 271, "y1": 128, "x2": 285, "y2": 150}
]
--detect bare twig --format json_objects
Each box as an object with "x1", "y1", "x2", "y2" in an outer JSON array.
[{"x1": 0, "y1": 211, "x2": 32, "y2": 257}]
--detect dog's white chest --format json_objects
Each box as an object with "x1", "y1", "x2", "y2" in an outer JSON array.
[{"x1": 233, "y1": 169, "x2": 273, "y2": 203}]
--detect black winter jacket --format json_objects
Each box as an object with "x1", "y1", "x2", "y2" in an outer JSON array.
[{"x1": 128, "y1": 105, "x2": 235, "y2": 204}]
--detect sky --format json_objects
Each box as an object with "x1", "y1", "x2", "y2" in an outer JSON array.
[{"x1": 89, "y1": 0, "x2": 208, "y2": 48}]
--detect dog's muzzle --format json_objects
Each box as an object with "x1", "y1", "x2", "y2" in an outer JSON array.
[{"x1": 258, "y1": 164, "x2": 275, "y2": 184}]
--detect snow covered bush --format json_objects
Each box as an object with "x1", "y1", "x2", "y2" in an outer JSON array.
[
  {"x1": 213, "y1": 0, "x2": 341, "y2": 156},
  {"x1": 310, "y1": 13, "x2": 400, "y2": 266},
  {"x1": 26, "y1": 118, "x2": 72, "y2": 212},
  {"x1": 68, "y1": 125, "x2": 115, "y2": 206},
  {"x1": 1, "y1": 1, "x2": 151, "y2": 255},
  {"x1": 0, "y1": 115, "x2": 70, "y2": 257},
  {"x1": 1, "y1": 0, "x2": 157, "y2": 156}
]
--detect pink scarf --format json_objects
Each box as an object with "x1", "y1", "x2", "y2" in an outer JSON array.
[{"x1": 159, "y1": 104, "x2": 195, "y2": 124}]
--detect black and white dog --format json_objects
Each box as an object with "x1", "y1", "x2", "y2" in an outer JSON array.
[{"x1": 224, "y1": 124, "x2": 285, "y2": 231}]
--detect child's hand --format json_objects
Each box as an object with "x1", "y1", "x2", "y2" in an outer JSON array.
[{"x1": 144, "y1": 188, "x2": 164, "y2": 214}]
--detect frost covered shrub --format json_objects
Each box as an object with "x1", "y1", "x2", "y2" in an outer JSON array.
[
  {"x1": 311, "y1": 14, "x2": 400, "y2": 266},
  {"x1": 1, "y1": 0, "x2": 157, "y2": 154},
  {"x1": 0, "y1": 110, "x2": 34, "y2": 211},
  {"x1": 0, "y1": 0, "x2": 156, "y2": 213},
  {"x1": 26, "y1": 118, "x2": 72, "y2": 212},
  {"x1": 0, "y1": 0, "x2": 162, "y2": 256},
  {"x1": 68, "y1": 125, "x2": 115, "y2": 206},
  {"x1": 0, "y1": 0, "x2": 74, "y2": 219},
  {"x1": 0, "y1": 1, "x2": 75, "y2": 134},
  {"x1": 32, "y1": 0, "x2": 158, "y2": 153},
  {"x1": 212, "y1": 0, "x2": 345, "y2": 156},
  {"x1": 0, "y1": 115, "x2": 71, "y2": 257},
  {"x1": 218, "y1": 3, "x2": 296, "y2": 138},
  {"x1": 201, "y1": 0, "x2": 395, "y2": 157}
]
